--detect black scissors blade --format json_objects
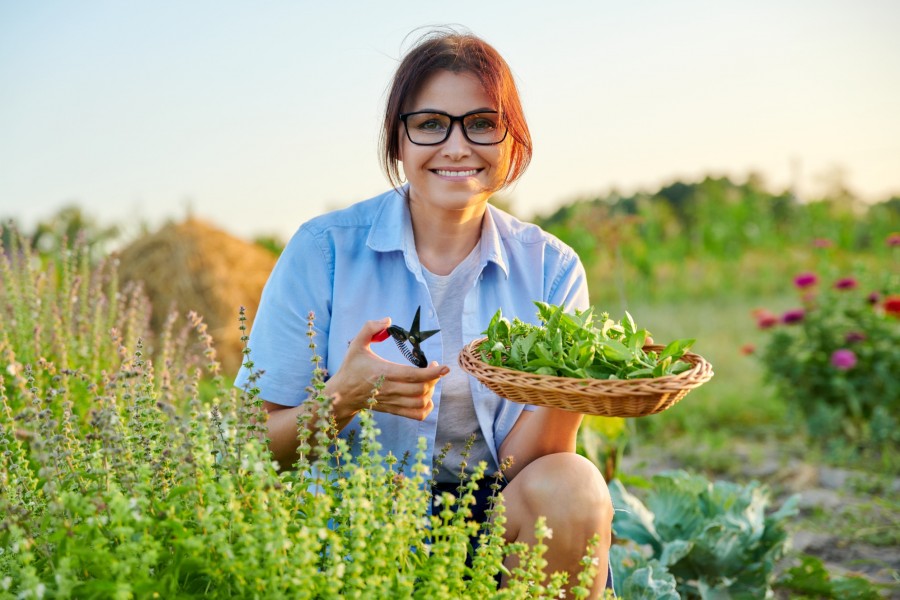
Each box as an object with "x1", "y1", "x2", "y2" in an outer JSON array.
[
  {"x1": 409, "y1": 306, "x2": 439, "y2": 344},
  {"x1": 389, "y1": 305, "x2": 440, "y2": 368}
]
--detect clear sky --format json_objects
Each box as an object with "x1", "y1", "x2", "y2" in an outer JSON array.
[{"x1": 2, "y1": 1, "x2": 899, "y2": 242}]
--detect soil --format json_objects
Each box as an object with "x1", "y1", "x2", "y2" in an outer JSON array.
[{"x1": 618, "y1": 438, "x2": 900, "y2": 598}]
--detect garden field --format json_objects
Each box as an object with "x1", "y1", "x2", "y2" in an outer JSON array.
[{"x1": 2, "y1": 176, "x2": 898, "y2": 598}]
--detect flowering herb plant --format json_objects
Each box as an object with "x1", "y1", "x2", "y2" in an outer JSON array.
[
  {"x1": 752, "y1": 236, "x2": 900, "y2": 447},
  {"x1": 0, "y1": 227, "x2": 615, "y2": 599},
  {"x1": 479, "y1": 301, "x2": 696, "y2": 380}
]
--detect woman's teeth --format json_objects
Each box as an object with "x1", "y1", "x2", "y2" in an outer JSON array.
[{"x1": 434, "y1": 169, "x2": 478, "y2": 177}]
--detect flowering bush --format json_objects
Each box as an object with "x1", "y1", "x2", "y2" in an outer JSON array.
[{"x1": 751, "y1": 237, "x2": 900, "y2": 447}]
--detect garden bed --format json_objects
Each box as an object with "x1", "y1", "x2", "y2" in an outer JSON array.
[{"x1": 619, "y1": 434, "x2": 900, "y2": 597}]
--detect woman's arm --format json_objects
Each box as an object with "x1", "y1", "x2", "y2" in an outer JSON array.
[{"x1": 497, "y1": 407, "x2": 584, "y2": 481}]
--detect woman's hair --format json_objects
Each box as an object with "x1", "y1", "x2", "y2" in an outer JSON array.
[{"x1": 380, "y1": 29, "x2": 533, "y2": 191}]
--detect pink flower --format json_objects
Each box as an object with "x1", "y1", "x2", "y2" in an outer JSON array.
[
  {"x1": 812, "y1": 238, "x2": 833, "y2": 248},
  {"x1": 867, "y1": 291, "x2": 880, "y2": 305},
  {"x1": 834, "y1": 277, "x2": 857, "y2": 290},
  {"x1": 844, "y1": 331, "x2": 866, "y2": 344},
  {"x1": 740, "y1": 343, "x2": 755, "y2": 356},
  {"x1": 793, "y1": 272, "x2": 818, "y2": 289},
  {"x1": 752, "y1": 308, "x2": 778, "y2": 329},
  {"x1": 887, "y1": 232, "x2": 900, "y2": 247},
  {"x1": 830, "y1": 349, "x2": 857, "y2": 370},
  {"x1": 781, "y1": 309, "x2": 805, "y2": 324}
]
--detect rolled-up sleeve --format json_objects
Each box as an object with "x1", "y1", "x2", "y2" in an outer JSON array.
[{"x1": 234, "y1": 225, "x2": 334, "y2": 407}]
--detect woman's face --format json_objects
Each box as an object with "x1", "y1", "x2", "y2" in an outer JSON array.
[{"x1": 399, "y1": 70, "x2": 511, "y2": 214}]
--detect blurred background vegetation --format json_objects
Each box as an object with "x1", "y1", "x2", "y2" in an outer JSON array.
[{"x1": 4, "y1": 173, "x2": 899, "y2": 473}]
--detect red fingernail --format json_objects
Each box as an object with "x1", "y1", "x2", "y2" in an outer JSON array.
[{"x1": 372, "y1": 329, "x2": 390, "y2": 342}]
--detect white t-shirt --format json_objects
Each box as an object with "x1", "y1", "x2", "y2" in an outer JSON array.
[{"x1": 423, "y1": 240, "x2": 495, "y2": 484}]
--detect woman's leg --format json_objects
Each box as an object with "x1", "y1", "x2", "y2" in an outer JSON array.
[{"x1": 499, "y1": 452, "x2": 613, "y2": 598}]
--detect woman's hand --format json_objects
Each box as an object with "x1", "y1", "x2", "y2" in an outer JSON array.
[{"x1": 326, "y1": 318, "x2": 449, "y2": 422}]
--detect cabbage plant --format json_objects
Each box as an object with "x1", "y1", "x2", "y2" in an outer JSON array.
[{"x1": 609, "y1": 471, "x2": 799, "y2": 599}]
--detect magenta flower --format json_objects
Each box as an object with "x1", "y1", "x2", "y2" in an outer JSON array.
[
  {"x1": 844, "y1": 331, "x2": 866, "y2": 344},
  {"x1": 886, "y1": 295, "x2": 900, "y2": 319},
  {"x1": 793, "y1": 272, "x2": 818, "y2": 288},
  {"x1": 834, "y1": 277, "x2": 857, "y2": 290},
  {"x1": 830, "y1": 349, "x2": 857, "y2": 370},
  {"x1": 887, "y1": 232, "x2": 900, "y2": 247},
  {"x1": 781, "y1": 309, "x2": 805, "y2": 324},
  {"x1": 867, "y1": 291, "x2": 881, "y2": 305}
]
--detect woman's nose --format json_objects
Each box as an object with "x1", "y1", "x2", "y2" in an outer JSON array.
[{"x1": 441, "y1": 123, "x2": 472, "y2": 158}]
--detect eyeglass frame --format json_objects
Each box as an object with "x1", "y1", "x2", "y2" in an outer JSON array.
[{"x1": 398, "y1": 109, "x2": 509, "y2": 146}]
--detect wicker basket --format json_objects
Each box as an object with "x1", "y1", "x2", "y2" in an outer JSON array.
[{"x1": 458, "y1": 338, "x2": 714, "y2": 417}]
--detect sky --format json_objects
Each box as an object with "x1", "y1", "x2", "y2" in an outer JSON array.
[{"x1": 2, "y1": 1, "x2": 899, "y2": 242}]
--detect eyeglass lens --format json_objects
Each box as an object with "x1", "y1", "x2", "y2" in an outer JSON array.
[{"x1": 403, "y1": 112, "x2": 506, "y2": 145}]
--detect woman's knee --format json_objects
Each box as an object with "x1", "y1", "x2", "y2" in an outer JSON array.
[{"x1": 513, "y1": 453, "x2": 613, "y2": 525}]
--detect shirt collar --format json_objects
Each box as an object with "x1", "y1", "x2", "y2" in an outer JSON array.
[
  {"x1": 366, "y1": 186, "x2": 509, "y2": 279},
  {"x1": 366, "y1": 186, "x2": 414, "y2": 254},
  {"x1": 480, "y1": 205, "x2": 509, "y2": 278}
]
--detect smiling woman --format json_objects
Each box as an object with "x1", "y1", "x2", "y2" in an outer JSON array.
[{"x1": 235, "y1": 28, "x2": 614, "y2": 598}]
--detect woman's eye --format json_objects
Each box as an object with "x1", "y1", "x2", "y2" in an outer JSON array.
[
  {"x1": 417, "y1": 118, "x2": 446, "y2": 131},
  {"x1": 468, "y1": 117, "x2": 497, "y2": 132}
]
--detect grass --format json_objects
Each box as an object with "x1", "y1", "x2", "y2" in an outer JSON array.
[
  {"x1": 593, "y1": 292, "x2": 899, "y2": 479},
  {"x1": 614, "y1": 295, "x2": 793, "y2": 437}
]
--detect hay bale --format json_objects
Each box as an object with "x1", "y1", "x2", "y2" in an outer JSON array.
[{"x1": 116, "y1": 217, "x2": 277, "y2": 375}]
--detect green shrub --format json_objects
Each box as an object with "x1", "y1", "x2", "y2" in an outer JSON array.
[{"x1": 609, "y1": 471, "x2": 798, "y2": 599}]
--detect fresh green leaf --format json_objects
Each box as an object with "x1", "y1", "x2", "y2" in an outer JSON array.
[{"x1": 479, "y1": 302, "x2": 698, "y2": 381}]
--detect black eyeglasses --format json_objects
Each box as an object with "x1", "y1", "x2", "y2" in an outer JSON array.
[{"x1": 399, "y1": 110, "x2": 508, "y2": 146}]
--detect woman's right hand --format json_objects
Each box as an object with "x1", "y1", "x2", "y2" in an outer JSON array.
[{"x1": 325, "y1": 318, "x2": 449, "y2": 422}]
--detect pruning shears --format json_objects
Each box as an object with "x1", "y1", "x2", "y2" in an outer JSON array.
[{"x1": 371, "y1": 306, "x2": 439, "y2": 368}]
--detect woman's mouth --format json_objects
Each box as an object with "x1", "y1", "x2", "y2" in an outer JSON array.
[{"x1": 432, "y1": 168, "x2": 480, "y2": 178}]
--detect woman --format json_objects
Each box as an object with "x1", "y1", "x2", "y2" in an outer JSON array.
[{"x1": 236, "y1": 29, "x2": 614, "y2": 596}]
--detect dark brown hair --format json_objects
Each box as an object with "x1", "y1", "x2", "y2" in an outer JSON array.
[{"x1": 380, "y1": 30, "x2": 533, "y2": 190}]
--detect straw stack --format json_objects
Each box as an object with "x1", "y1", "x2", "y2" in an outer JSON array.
[{"x1": 116, "y1": 218, "x2": 277, "y2": 375}]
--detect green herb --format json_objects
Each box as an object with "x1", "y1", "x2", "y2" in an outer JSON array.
[
  {"x1": 479, "y1": 301, "x2": 696, "y2": 380},
  {"x1": 0, "y1": 229, "x2": 610, "y2": 598}
]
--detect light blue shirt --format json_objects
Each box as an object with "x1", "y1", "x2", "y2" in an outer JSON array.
[{"x1": 235, "y1": 187, "x2": 589, "y2": 473}]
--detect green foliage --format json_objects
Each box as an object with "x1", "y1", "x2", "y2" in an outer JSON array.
[
  {"x1": 2, "y1": 206, "x2": 120, "y2": 261},
  {"x1": 0, "y1": 231, "x2": 608, "y2": 598},
  {"x1": 479, "y1": 301, "x2": 695, "y2": 379},
  {"x1": 753, "y1": 249, "x2": 900, "y2": 450},
  {"x1": 609, "y1": 471, "x2": 799, "y2": 599},
  {"x1": 777, "y1": 554, "x2": 882, "y2": 599},
  {"x1": 0, "y1": 224, "x2": 161, "y2": 419},
  {"x1": 536, "y1": 175, "x2": 900, "y2": 304},
  {"x1": 609, "y1": 545, "x2": 680, "y2": 600},
  {"x1": 252, "y1": 234, "x2": 286, "y2": 257}
]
